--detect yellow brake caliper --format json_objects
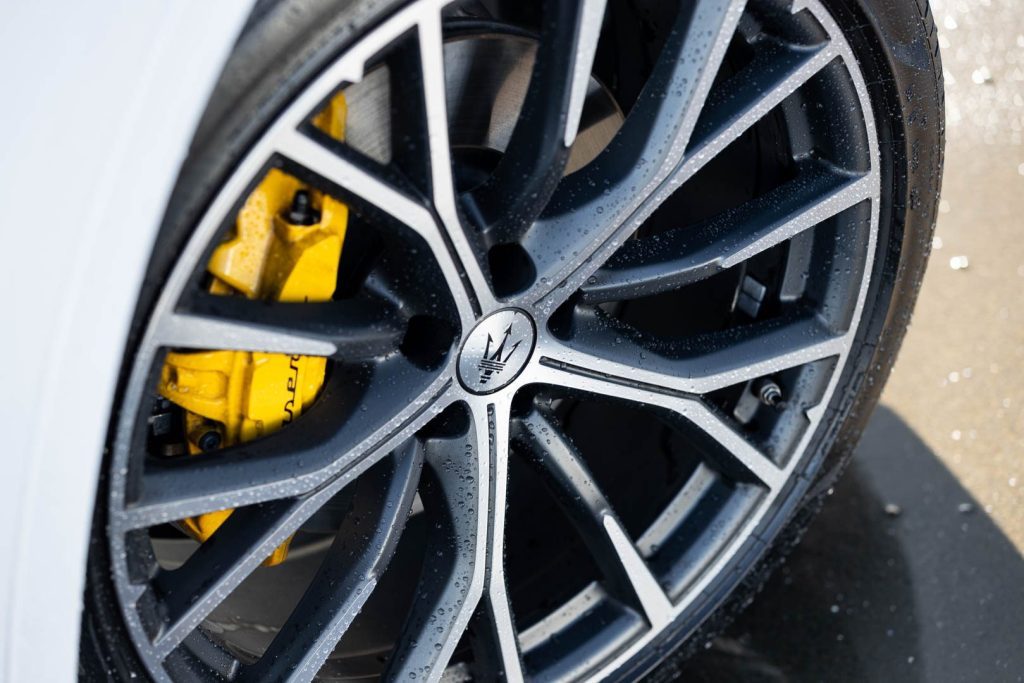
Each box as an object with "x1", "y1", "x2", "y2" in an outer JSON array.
[{"x1": 158, "y1": 94, "x2": 349, "y2": 566}]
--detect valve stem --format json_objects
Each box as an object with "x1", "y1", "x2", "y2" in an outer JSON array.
[{"x1": 754, "y1": 378, "x2": 786, "y2": 411}]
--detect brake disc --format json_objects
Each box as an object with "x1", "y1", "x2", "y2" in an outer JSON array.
[{"x1": 344, "y1": 28, "x2": 622, "y2": 173}]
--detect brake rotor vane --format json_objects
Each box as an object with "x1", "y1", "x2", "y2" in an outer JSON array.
[{"x1": 157, "y1": 94, "x2": 349, "y2": 565}]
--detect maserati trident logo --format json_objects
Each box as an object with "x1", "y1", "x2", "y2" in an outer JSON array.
[
  {"x1": 477, "y1": 323, "x2": 523, "y2": 385},
  {"x1": 457, "y1": 308, "x2": 536, "y2": 394}
]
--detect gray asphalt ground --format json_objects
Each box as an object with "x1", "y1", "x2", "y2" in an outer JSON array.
[{"x1": 673, "y1": 1, "x2": 1024, "y2": 680}]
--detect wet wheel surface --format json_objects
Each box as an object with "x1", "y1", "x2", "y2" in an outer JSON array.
[{"x1": 81, "y1": 0, "x2": 943, "y2": 680}]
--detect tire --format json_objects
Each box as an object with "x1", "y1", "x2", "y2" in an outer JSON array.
[{"x1": 81, "y1": 0, "x2": 943, "y2": 680}]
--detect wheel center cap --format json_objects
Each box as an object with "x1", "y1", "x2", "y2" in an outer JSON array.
[{"x1": 457, "y1": 308, "x2": 536, "y2": 394}]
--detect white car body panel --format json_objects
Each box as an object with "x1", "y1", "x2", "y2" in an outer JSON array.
[{"x1": 0, "y1": 2, "x2": 254, "y2": 679}]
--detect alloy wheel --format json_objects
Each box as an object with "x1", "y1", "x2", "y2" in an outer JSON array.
[{"x1": 104, "y1": 0, "x2": 881, "y2": 679}]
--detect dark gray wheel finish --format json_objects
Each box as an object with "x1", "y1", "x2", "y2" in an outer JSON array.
[{"x1": 81, "y1": 0, "x2": 942, "y2": 680}]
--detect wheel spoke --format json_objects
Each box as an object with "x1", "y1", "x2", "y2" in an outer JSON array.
[
  {"x1": 528, "y1": 364, "x2": 785, "y2": 490},
  {"x1": 682, "y1": 37, "x2": 837, "y2": 173},
  {"x1": 274, "y1": 128, "x2": 478, "y2": 328},
  {"x1": 153, "y1": 311, "x2": 334, "y2": 358},
  {"x1": 149, "y1": 498, "x2": 318, "y2": 660},
  {"x1": 120, "y1": 363, "x2": 451, "y2": 529},
  {"x1": 240, "y1": 444, "x2": 423, "y2": 682},
  {"x1": 384, "y1": 403, "x2": 489, "y2": 681},
  {"x1": 581, "y1": 159, "x2": 872, "y2": 302},
  {"x1": 518, "y1": 0, "x2": 746, "y2": 306},
  {"x1": 539, "y1": 311, "x2": 846, "y2": 396},
  {"x1": 513, "y1": 407, "x2": 673, "y2": 626},
  {"x1": 564, "y1": 0, "x2": 610, "y2": 148},
  {"x1": 417, "y1": 9, "x2": 497, "y2": 312},
  {"x1": 464, "y1": 0, "x2": 607, "y2": 245},
  {"x1": 169, "y1": 292, "x2": 406, "y2": 360},
  {"x1": 680, "y1": 398, "x2": 786, "y2": 489},
  {"x1": 146, "y1": 443, "x2": 422, "y2": 665},
  {"x1": 276, "y1": 129, "x2": 435, "y2": 239},
  {"x1": 475, "y1": 400, "x2": 525, "y2": 680}
]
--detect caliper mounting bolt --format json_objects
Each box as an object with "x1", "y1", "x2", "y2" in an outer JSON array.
[
  {"x1": 197, "y1": 430, "x2": 222, "y2": 452},
  {"x1": 286, "y1": 189, "x2": 319, "y2": 225}
]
